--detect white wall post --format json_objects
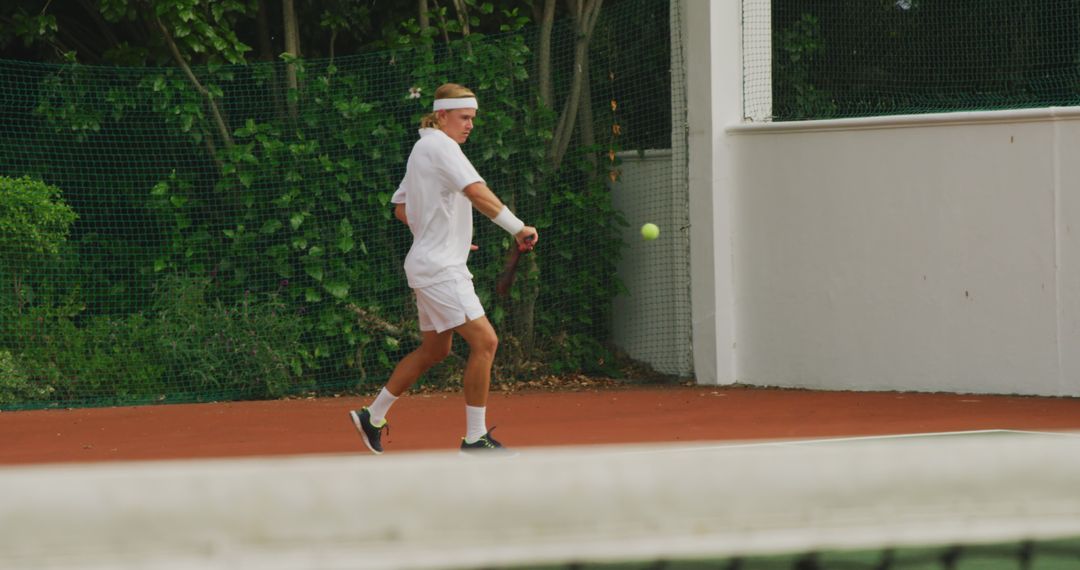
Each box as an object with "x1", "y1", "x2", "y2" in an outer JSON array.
[
  {"x1": 742, "y1": 0, "x2": 773, "y2": 122},
  {"x1": 682, "y1": 0, "x2": 742, "y2": 385}
]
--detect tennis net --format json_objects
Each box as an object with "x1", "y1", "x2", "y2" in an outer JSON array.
[{"x1": 1, "y1": 431, "x2": 1079, "y2": 569}]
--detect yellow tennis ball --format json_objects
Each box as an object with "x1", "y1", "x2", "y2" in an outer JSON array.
[{"x1": 641, "y1": 223, "x2": 659, "y2": 241}]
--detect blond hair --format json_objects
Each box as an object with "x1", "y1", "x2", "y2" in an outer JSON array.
[{"x1": 420, "y1": 83, "x2": 477, "y2": 129}]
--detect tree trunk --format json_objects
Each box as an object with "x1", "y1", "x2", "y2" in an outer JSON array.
[
  {"x1": 450, "y1": 0, "x2": 473, "y2": 55},
  {"x1": 537, "y1": 0, "x2": 557, "y2": 108},
  {"x1": 418, "y1": 0, "x2": 431, "y2": 35},
  {"x1": 255, "y1": 0, "x2": 286, "y2": 120},
  {"x1": 13, "y1": 273, "x2": 24, "y2": 316},
  {"x1": 517, "y1": 0, "x2": 557, "y2": 367},
  {"x1": 578, "y1": 52, "x2": 596, "y2": 169},
  {"x1": 550, "y1": 0, "x2": 603, "y2": 170},
  {"x1": 450, "y1": 0, "x2": 471, "y2": 35},
  {"x1": 282, "y1": 0, "x2": 301, "y2": 121},
  {"x1": 256, "y1": 0, "x2": 275, "y2": 61},
  {"x1": 519, "y1": 0, "x2": 603, "y2": 364}
]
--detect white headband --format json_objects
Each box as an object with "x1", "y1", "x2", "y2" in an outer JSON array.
[{"x1": 433, "y1": 97, "x2": 478, "y2": 112}]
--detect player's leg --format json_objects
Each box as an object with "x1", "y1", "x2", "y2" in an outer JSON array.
[
  {"x1": 412, "y1": 277, "x2": 493, "y2": 409},
  {"x1": 455, "y1": 315, "x2": 511, "y2": 452},
  {"x1": 384, "y1": 329, "x2": 453, "y2": 397},
  {"x1": 349, "y1": 291, "x2": 453, "y2": 454},
  {"x1": 454, "y1": 315, "x2": 498, "y2": 408},
  {"x1": 369, "y1": 328, "x2": 453, "y2": 421}
]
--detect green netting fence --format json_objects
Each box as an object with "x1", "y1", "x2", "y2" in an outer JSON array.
[
  {"x1": 0, "y1": 0, "x2": 684, "y2": 410},
  {"x1": 751, "y1": 0, "x2": 1080, "y2": 122}
]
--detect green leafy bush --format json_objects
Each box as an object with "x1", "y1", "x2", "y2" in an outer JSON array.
[
  {"x1": 1, "y1": 276, "x2": 314, "y2": 408},
  {"x1": 152, "y1": 276, "x2": 315, "y2": 400},
  {"x1": 0, "y1": 175, "x2": 77, "y2": 313},
  {"x1": 0, "y1": 175, "x2": 76, "y2": 259},
  {"x1": 9, "y1": 310, "x2": 166, "y2": 406},
  {"x1": 2, "y1": 4, "x2": 647, "y2": 408},
  {"x1": 0, "y1": 350, "x2": 54, "y2": 406}
]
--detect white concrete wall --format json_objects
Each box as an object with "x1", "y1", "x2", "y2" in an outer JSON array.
[
  {"x1": 676, "y1": 1, "x2": 1080, "y2": 396},
  {"x1": 729, "y1": 109, "x2": 1080, "y2": 396}
]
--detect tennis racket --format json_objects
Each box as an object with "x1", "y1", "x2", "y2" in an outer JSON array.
[{"x1": 495, "y1": 235, "x2": 535, "y2": 297}]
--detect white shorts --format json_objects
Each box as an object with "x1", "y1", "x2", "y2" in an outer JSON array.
[{"x1": 414, "y1": 278, "x2": 485, "y2": 333}]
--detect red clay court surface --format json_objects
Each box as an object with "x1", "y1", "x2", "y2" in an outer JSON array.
[{"x1": 2, "y1": 385, "x2": 1080, "y2": 466}]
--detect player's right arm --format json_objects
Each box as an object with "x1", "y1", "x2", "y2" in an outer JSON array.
[
  {"x1": 463, "y1": 181, "x2": 538, "y2": 249},
  {"x1": 394, "y1": 203, "x2": 408, "y2": 226}
]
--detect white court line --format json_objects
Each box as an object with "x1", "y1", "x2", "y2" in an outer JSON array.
[
  {"x1": 995, "y1": 429, "x2": 1080, "y2": 439},
  {"x1": 610, "y1": 428, "x2": 1080, "y2": 456}
]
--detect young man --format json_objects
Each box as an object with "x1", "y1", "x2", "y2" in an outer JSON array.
[{"x1": 349, "y1": 83, "x2": 538, "y2": 454}]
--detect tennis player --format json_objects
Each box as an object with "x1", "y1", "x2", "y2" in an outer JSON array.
[{"x1": 349, "y1": 83, "x2": 538, "y2": 455}]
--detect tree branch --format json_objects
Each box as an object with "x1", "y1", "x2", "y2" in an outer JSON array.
[
  {"x1": 431, "y1": 0, "x2": 453, "y2": 51},
  {"x1": 346, "y1": 304, "x2": 415, "y2": 340},
  {"x1": 199, "y1": 125, "x2": 225, "y2": 172},
  {"x1": 156, "y1": 17, "x2": 234, "y2": 150}
]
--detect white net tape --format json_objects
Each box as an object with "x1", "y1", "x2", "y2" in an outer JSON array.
[{"x1": 2, "y1": 431, "x2": 1080, "y2": 569}]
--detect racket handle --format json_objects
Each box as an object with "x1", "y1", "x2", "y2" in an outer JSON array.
[
  {"x1": 495, "y1": 249, "x2": 522, "y2": 297},
  {"x1": 495, "y1": 236, "x2": 534, "y2": 297}
]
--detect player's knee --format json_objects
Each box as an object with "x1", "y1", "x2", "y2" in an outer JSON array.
[
  {"x1": 417, "y1": 342, "x2": 451, "y2": 365},
  {"x1": 425, "y1": 345, "x2": 452, "y2": 364},
  {"x1": 473, "y1": 332, "x2": 498, "y2": 357}
]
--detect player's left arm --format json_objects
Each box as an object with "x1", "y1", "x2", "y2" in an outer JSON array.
[
  {"x1": 390, "y1": 184, "x2": 409, "y2": 227},
  {"x1": 463, "y1": 182, "x2": 537, "y2": 249}
]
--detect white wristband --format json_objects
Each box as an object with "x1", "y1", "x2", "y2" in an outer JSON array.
[{"x1": 492, "y1": 205, "x2": 525, "y2": 235}]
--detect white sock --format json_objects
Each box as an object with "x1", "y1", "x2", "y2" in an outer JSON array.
[
  {"x1": 465, "y1": 405, "x2": 487, "y2": 443},
  {"x1": 367, "y1": 387, "x2": 398, "y2": 426}
]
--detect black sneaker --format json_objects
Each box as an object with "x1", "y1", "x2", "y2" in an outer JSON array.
[
  {"x1": 460, "y1": 427, "x2": 515, "y2": 456},
  {"x1": 349, "y1": 407, "x2": 388, "y2": 455}
]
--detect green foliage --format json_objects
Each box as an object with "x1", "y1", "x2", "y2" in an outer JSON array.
[
  {"x1": 142, "y1": 57, "x2": 419, "y2": 380},
  {"x1": 0, "y1": 349, "x2": 53, "y2": 406},
  {"x1": 770, "y1": 1, "x2": 1080, "y2": 120},
  {"x1": 5, "y1": 310, "x2": 166, "y2": 407},
  {"x1": 0, "y1": 176, "x2": 78, "y2": 315},
  {"x1": 151, "y1": 276, "x2": 315, "y2": 400},
  {"x1": 102, "y1": 0, "x2": 255, "y2": 65},
  {"x1": 136, "y1": 13, "x2": 561, "y2": 386},
  {"x1": 0, "y1": 0, "x2": 665, "y2": 409},
  {"x1": 774, "y1": 14, "x2": 836, "y2": 120},
  {"x1": 0, "y1": 176, "x2": 77, "y2": 268},
  {"x1": 1, "y1": 276, "x2": 315, "y2": 408}
]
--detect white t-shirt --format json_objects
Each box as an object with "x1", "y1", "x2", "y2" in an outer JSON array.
[{"x1": 391, "y1": 128, "x2": 484, "y2": 289}]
